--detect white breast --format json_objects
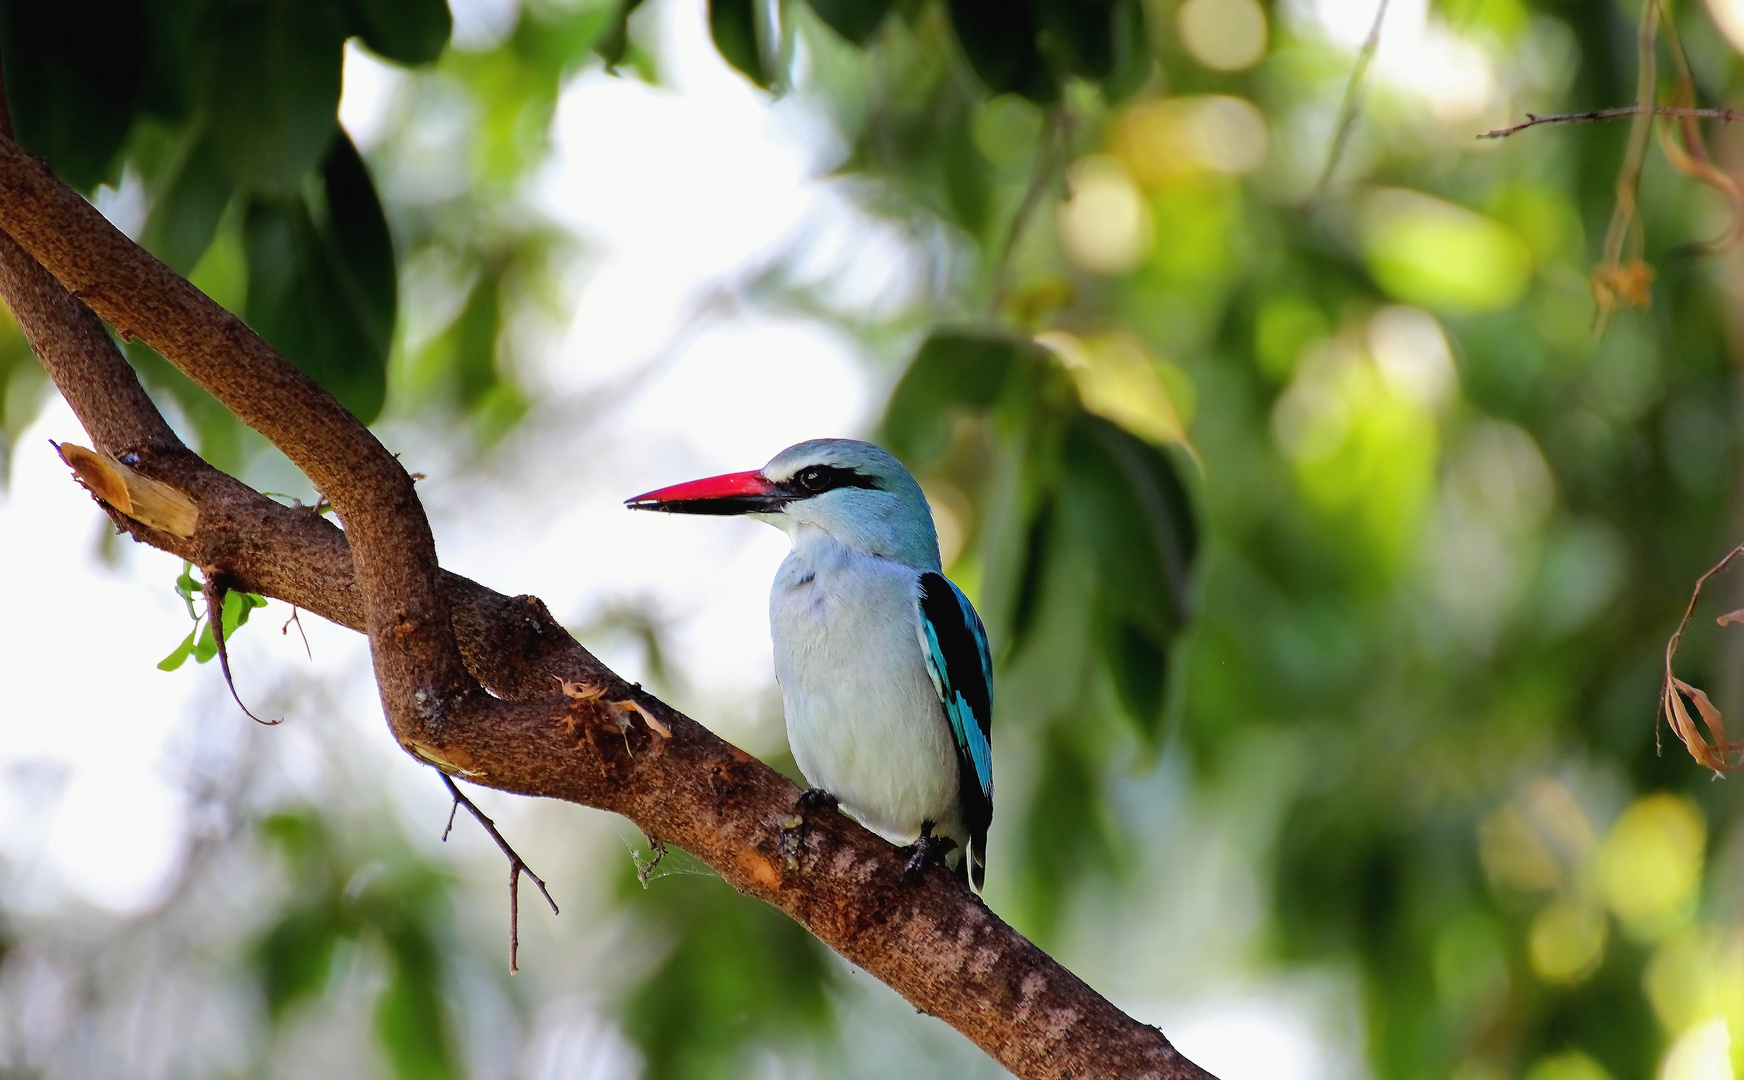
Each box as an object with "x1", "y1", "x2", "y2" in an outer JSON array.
[{"x1": 768, "y1": 529, "x2": 960, "y2": 844}]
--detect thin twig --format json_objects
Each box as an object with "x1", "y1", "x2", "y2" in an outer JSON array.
[
  {"x1": 1480, "y1": 105, "x2": 1744, "y2": 139},
  {"x1": 991, "y1": 107, "x2": 1065, "y2": 316},
  {"x1": 1306, "y1": 0, "x2": 1390, "y2": 215},
  {"x1": 439, "y1": 773, "x2": 559, "y2": 972},
  {"x1": 281, "y1": 606, "x2": 312, "y2": 660}
]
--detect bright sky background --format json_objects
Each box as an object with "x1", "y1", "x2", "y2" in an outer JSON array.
[{"x1": 0, "y1": 0, "x2": 1468, "y2": 1074}]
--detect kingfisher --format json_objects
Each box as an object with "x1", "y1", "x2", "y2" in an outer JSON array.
[{"x1": 626, "y1": 439, "x2": 993, "y2": 888}]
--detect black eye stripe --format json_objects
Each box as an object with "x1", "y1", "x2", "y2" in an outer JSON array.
[{"x1": 780, "y1": 465, "x2": 882, "y2": 497}]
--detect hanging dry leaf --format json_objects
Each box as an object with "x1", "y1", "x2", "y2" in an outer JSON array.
[
  {"x1": 1593, "y1": 259, "x2": 1654, "y2": 311},
  {"x1": 1663, "y1": 677, "x2": 1741, "y2": 773},
  {"x1": 1661, "y1": 541, "x2": 1744, "y2": 773},
  {"x1": 1651, "y1": 9, "x2": 1744, "y2": 256}
]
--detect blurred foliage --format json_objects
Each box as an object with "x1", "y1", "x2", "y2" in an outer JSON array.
[
  {"x1": 620, "y1": 851, "x2": 838, "y2": 1079},
  {"x1": 252, "y1": 810, "x2": 463, "y2": 1080},
  {"x1": 7, "y1": 0, "x2": 1744, "y2": 1078}
]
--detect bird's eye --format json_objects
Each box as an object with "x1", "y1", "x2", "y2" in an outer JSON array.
[{"x1": 797, "y1": 467, "x2": 828, "y2": 492}]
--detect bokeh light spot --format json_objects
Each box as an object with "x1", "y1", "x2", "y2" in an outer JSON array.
[
  {"x1": 1368, "y1": 306, "x2": 1455, "y2": 409},
  {"x1": 1528, "y1": 898, "x2": 1607, "y2": 984},
  {"x1": 1178, "y1": 0, "x2": 1268, "y2": 71},
  {"x1": 1661, "y1": 1018, "x2": 1732, "y2": 1080},
  {"x1": 1598, "y1": 794, "x2": 1705, "y2": 941},
  {"x1": 1362, "y1": 188, "x2": 1533, "y2": 313},
  {"x1": 1057, "y1": 156, "x2": 1154, "y2": 275},
  {"x1": 1524, "y1": 1050, "x2": 1613, "y2": 1080},
  {"x1": 1705, "y1": 0, "x2": 1744, "y2": 55},
  {"x1": 1115, "y1": 96, "x2": 1268, "y2": 184}
]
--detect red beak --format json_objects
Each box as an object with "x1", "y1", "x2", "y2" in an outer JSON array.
[{"x1": 624, "y1": 469, "x2": 790, "y2": 515}]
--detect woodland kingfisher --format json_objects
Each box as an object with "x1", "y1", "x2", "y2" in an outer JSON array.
[{"x1": 626, "y1": 439, "x2": 994, "y2": 888}]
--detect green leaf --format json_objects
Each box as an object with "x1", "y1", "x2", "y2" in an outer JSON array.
[
  {"x1": 140, "y1": 134, "x2": 234, "y2": 274},
  {"x1": 158, "y1": 630, "x2": 198, "y2": 672},
  {"x1": 193, "y1": 0, "x2": 347, "y2": 194},
  {"x1": 1033, "y1": 0, "x2": 1116, "y2": 81},
  {"x1": 941, "y1": 109, "x2": 993, "y2": 238},
  {"x1": 708, "y1": 0, "x2": 769, "y2": 88},
  {"x1": 1059, "y1": 414, "x2": 1197, "y2": 738},
  {"x1": 1016, "y1": 727, "x2": 1123, "y2": 939},
  {"x1": 452, "y1": 265, "x2": 504, "y2": 408},
  {"x1": 880, "y1": 328, "x2": 1045, "y2": 463},
  {"x1": 625, "y1": 874, "x2": 834, "y2": 1080},
  {"x1": 1101, "y1": 0, "x2": 1152, "y2": 102},
  {"x1": 137, "y1": 0, "x2": 204, "y2": 120},
  {"x1": 594, "y1": 0, "x2": 647, "y2": 69},
  {"x1": 803, "y1": 0, "x2": 893, "y2": 44},
  {"x1": 1104, "y1": 619, "x2": 1166, "y2": 734},
  {"x1": 174, "y1": 561, "x2": 201, "y2": 617},
  {"x1": 318, "y1": 133, "x2": 398, "y2": 359},
  {"x1": 375, "y1": 926, "x2": 458, "y2": 1080},
  {"x1": 0, "y1": 1, "x2": 147, "y2": 189},
  {"x1": 343, "y1": 0, "x2": 452, "y2": 65},
  {"x1": 243, "y1": 132, "x2": 395, "y2": 423},
  {"x1": 220, "y1": 590, "x2": 268, "y2": 638},
  {"x1": 192, "y1": 621, "x2": 219, "y2": 664},
  {"x1": 255, "y1": 905, "x2": 345, "y2": 1018},
  {"x1": 944, "y1": 0, "x2": 1058, "y2": 104}
]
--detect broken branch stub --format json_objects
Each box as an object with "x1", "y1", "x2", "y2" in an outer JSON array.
[{"x1": 56, "y1": 441, "x2": 198, "y2": 537}]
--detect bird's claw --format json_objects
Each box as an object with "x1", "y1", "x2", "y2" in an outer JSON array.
[
  {"x1": 899, "y1": 822, "x2": 957, "y2": 884},
  {"x1": 796, "y1": 787, "x2": 839, "y2": 815}
]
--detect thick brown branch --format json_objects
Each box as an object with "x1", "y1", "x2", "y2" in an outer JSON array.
[
  {"x1": 0, "y1": 135, "x2": 1215, "y2": 1078},
  {"x1": 0, "y1": 132, "x2": 477, "y2": 768},
  {"x1": 1480, "y1": 104, "x2": 1744, "y2": 139}
]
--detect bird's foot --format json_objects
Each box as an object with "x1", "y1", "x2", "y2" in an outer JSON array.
[
  {"x1": 900, "y1": 821, "x2": 957, "y2": 884},
  {"x1": 778, "y1": 789, "x2": 837, "y2": 872}
]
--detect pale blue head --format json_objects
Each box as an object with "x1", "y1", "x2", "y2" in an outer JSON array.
[{"x1": 625, "y1": 438, "x2": 941, "y2": 571}]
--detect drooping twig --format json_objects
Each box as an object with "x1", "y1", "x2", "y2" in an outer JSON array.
[
  {"x1": 201, "y1": 571, "x2": 279, "y2": 726},
  {"x1": 1652, "y1": 12, "x2": 1744, "y2": 257},
  {"x1": 991, "y1": 107, "x2": 1066, "y2": 316},
  {"x1": 1306, "y1": 0, "x2": 1391, "y2": 214},
  {"x1": 1479, "y1": 105, "x2": 1744, "y2": 139},
  {"x1": 1596, "y1": 1, "x2": 1660, "y2": 324},
  {"x1": 439, "y1": 773, "x2": 559, "y2": 972}
]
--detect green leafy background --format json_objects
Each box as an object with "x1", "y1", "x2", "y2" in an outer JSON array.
[{"x1": 2, "y1": 0, "x2": 1743, "y2": 1078}]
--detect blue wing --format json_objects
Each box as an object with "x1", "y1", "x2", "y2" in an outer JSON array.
[{"x1": 916, "y1": 572, "x2": 993, "y2": 889}]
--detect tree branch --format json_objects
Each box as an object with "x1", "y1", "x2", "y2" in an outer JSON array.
[
  {"x1": 0, "y1": 132, "x2": 1215, "y2": 1079},
  {"x1": 1479, "y1": 104, "x2": 1744, "y2": 139},
  {"x1": 441, "y1": 773, "x2": 561, "y2": 973},
  {"x1": 0, "y1": 131, "x2": 479, "y2": 772}
]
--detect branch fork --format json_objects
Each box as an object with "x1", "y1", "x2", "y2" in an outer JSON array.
[{"x1": 0, "y1": 128, "x2": 1214, "y2": 1079}]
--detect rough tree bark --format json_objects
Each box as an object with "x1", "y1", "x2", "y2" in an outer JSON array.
[{"x1": 0, "y1": 130, "x2": 1216, "y2": 1080}]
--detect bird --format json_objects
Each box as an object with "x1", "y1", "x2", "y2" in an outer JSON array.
[{"x1": 625, "y1": 438, "x2": 993, "y2": 889}]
